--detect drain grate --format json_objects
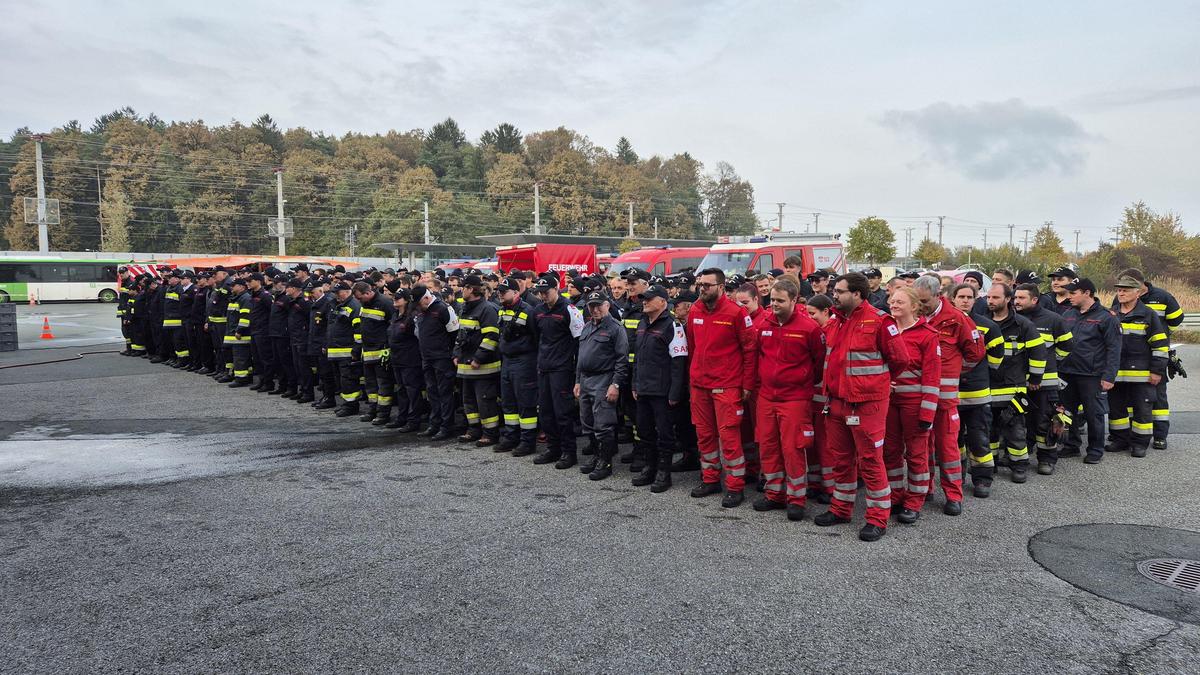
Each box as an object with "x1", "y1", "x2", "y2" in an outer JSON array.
[{"x1": 1137, "y1": 558, "x2": 1200, "y2": 593}]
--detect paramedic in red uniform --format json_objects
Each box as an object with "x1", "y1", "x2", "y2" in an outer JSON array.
[
  {"x1": 815, "y1": 272, "x2": 909, "y2": 542},
  {"x1": 750, "y1": 277, "x2": 825, "y2": 521},
  {"x1": 882, "y1": 286, "x2": 941, "y2": 524},
  {"x1": 913, "y1": 274, "x2": 985, "y2": 516},
  {"x1": 685, "y1": 267, "x2": 759, "y2": 508}
]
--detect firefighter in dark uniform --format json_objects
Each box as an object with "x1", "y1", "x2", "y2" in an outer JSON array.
[
  {"x1": 284, "y1": 278, "x2": 313, "y2": 402},
  {"x1": 207, "y1": 267, "x2": 232, "y2": 381},
  {"x1": 353, "y1": 281, "x2": 397, "y2": 425},
  {"x1": 632, "y1": 284, "x2": 689, "y2": 492},
  {"x1": 950, "y1": 283, "x2": 1005, "y2": 497},
  {"x1": 386, "y1": 288, "x2": 428, "y2": 432},
  {"x1": 532, "y1": 276, "x2": 584, "y2": 468},
  {"x1": 1058, "y1": 278, "x2": 1122, "y2": 464},
  {"x1": 308, "y1": 280, "x2": 338, "y2": 410},
  {"x1": 1042, "y1": 266, "x2": 1076, "y2": 315},
  {"x1": 267, "y1": 276, "x2": 295, "y2": 396},
  {"x1": 160, "y1": 270, "x2": 187, "y2": 367},
  {"x1": 224, "y1": 277, "x2": 254, "y2": 387},
  {"x1": 1108, "y1": 274, "x2": 1170, "y2": 457},
  {"x1": 246, "y1": 274, "x2": 274, "y2": 392},
  {"x1": 117, "y1": 268, "x2": 133, "y2": 355},
  {"x1": 327, "y1": 280, "x2": 364, "y2": 417},
  {"x1": 412, "y1": 283, "x2": 458, "y2": 441},
  {"x1": 126, "y1": 276, "x2": 148, "y2": 357},
  {"x1": 147, "y1": 274, "x2": 166, "y2": 362},
  {"x1": 186, "y1": 272, "x2": 211, "y2": 372},
  {"x1": 495, "y1": 279, "x2": 540, "y2": 455},
  {"x1": 865, "y1": 268, "x2": 887, "y2": 309},
  {"x1": 454, "y1": 275, "x2": 503, "y2": 446},
  {"x1": 1014, "y1": 282, "x2": 1073, "y2": 475},
  {"x1": 984, "y1": 281, "x2": 1046, "y2": 487},
  {"x1": 1112, "y1": 268, "x2": 1184, "y2": 450},
  {"x1": 575, "y1": 291, "x2": 629, "y2": 480},
  {"x1": 618, "y1": 268, "x2": 649, "y2": 466}
]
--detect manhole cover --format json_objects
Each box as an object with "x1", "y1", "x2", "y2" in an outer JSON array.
[
  {"x1": 1138, "y1": 558, "x2": 1200, "y2": 593},
  {"x1": 1028, "y1": 523, "x2": 1200, "y2": 625}
]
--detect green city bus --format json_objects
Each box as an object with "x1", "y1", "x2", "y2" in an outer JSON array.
[{"x1": 0, "y1": 257, "x2": 125, "y2": 303}]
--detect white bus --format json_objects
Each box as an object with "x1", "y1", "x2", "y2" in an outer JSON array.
[{"x1": 0, "y1": 257, "x2": 124, "y2": 303}]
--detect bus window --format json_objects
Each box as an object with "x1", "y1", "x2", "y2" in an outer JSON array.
[
  {"x1": 672, "y1": 257, "x2": 703, "y2": 273},
  {"x1": 38, "y1": 264, "x2": 70, "y2": 282},
  {"x1": 751, "y1": 253, "x2": 774, "y2": 273},
  {"x1": 14, "y1": 265, "x2": 40, "y2": 282}
]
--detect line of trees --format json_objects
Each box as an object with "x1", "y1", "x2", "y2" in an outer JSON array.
[
  {"x1": 843, "y1": 201, "x2": 1195, "y2": 285},
  {"x1": 0, "y1": 109, "x2": 759, "y2": 255}
]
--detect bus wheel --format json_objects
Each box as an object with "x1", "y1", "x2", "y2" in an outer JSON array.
[{"x1": 98, "y1": 289, "x2": 117, "y2": 303}]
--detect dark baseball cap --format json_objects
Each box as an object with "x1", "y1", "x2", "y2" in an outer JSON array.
[
  {"x1": 230, "y1": 277, "x2": 248, "y2": 288},
  {"x1": 1064, "y1": 278, "x2": 1097, "y2": 294},
  {"x1": 863, "y1": 267, "x2": 882, "y2": 278},
  {"x1": 463, "y1": 275, "x2": 483, "y2": 288},
  {"x1": 674, "y1": 290, "x2": 698, "y2": 303},
  {"x1": 898, "y1": 270, "x2": 921, "y2": 280},
  {"x1": 584, "y1": 291, "x2": 608, "y2": 306},
  {"x1": 286, "y1": 278, "x2": 305, "y2": 289},
  {"x1": 1016, "y1": 269, "x2": 1040, "y2": 285},
  {"x1": 621, "y1": 268, "x2": 651, "y2": 281},
  {"x1": 1047, "y1": 266, "x2": 1077, "y2": 279},
  {"x1": 532, "y1": 277, "x2": 555, "y2": 292},
  {"x1": 495, "y1": 279, "x2": 516, "y2": 294},
  {"x1": 642, "y1": 285, "x2": 669, "y2": 302},
  {"x1": 332, "y1": 280, "x2": 352, "y2": 292},
  {"x1": 767, "y1": 268, "x2": 785, "y2": 278}
]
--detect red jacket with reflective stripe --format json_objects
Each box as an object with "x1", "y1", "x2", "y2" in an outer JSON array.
[
  {"x1": 686, "y1": 294, "x2": 759, "y2": 390},
  {"x1": 750, "y1": 308, "x2": 825, "y2": 402},
  {"x1": 813, "y1": 317, "x2": 840, "y2": 404},
  {"x1": 889, "y1": 316, "x2": 943, "y2": 424},
  {"x1": 926, "y1": 296, "x2": 986, "y2": 409},
  {"x1": 825, "y1": 301, "x2": 908, "y2": 403}
]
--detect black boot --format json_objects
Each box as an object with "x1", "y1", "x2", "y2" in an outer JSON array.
[
  {"x1": 281, "y1": 387, "x2": 298, "y2": 399},
  {"x1": 533, "y1": 450, "x2": 561, "y2": 465},
  {"x1": 314, "y1": 396, "x2": 337, "y2": 410},
  {"x1": 512, "y1": 444, "x2": 536, "y2": 458},
  {"x1": 671, "y1": 451, "x2": 701, "y2": 472},
  {"x1": 589, "y1": 439, "x2": 616, "y2": 480},
  {"x1": 335, "y1": 402, "x2": 360, "y2": 418},
  {"x1": 372, "y1": 407, "x2": 392, "y2": 426},
  {"x1": 650, "y1": 470, "x2": 671, "y2": 493},
  {"x1": 631, "y1": 465, "x2": 656, "y2": 487},
  {"x1": 554, "y1": 453, "x2": 577, "y2": 470},
  {"x1": 579, "y1": 451, "x2": 599, "y2": 474},
  {"x1": 359, "y1": 403, "x2": 377, "y2": 422},
  {"x1": 581, "y1": 434, "x2": 597, "y2": 456}
]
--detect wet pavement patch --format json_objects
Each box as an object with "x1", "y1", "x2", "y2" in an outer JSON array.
[{"x1": 1029, "y1": 523, "x2": 1200, "y2": 625}]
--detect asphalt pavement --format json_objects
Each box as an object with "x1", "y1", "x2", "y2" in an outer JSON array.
[{"x1": 1, "y1": 305, "x2": 1199, "y2": 673}]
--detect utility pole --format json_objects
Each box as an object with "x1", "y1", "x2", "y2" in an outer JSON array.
[
  {"x1": 812, "y1": 212, "x2": 820, "y2": 232},
  {"x1": 653, "y1": 216, "x2": 659, "y2": 239},
  {"x1": 1008, "y1": 224, "x2": 1015, "y2": 248},
  {"x1": 983, "y1": 231, "x2": 988, "y2": 249},
  {"x1": 96, "y1": 167, "x2": 104, "y2": 250},
  {"x1": 904, "y1": 227, "x2": 915, "y2": 258},
  {"x1": 1023, "y1": 229, "x2": 1031, "y2": 255},
  {"x1": 345, "y1": 225, "x2": 358, "y2": 257},
  {"x1": 1073, "y1": 229, "x2": 1081, "y2": 257},
  {"x1": 34, "y1": 135, "x2": 48, "y2": 254},
  {"x1": 274, "y1": 167, "x2": 286, "y2": 256},
  {"x1": 937, "y1": 215, "x2": 944, "y2": 246},
  {"x1": 532, "y1": 182, "x2": 540, "y2": 235},
  {"x1": 925, "y1": 220, "x2": 932, "y2": 242},
  {"x1": 777, "y1": 203, "x2": 786, "y2": 232},
  {"x1": 423, "y1": 201, "x2": 430, "y2": 245},
  {"x1": 628, "y1": 201, "x2": 635, "y2": 238}
]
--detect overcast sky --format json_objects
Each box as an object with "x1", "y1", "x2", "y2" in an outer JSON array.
[{"x1": 3, "y1": 0, "x2": 1198, "y2": 250}]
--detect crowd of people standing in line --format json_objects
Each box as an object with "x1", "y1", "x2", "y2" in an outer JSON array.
[{"x1": 115, "y1": 255, "x2": 1185, "y2": 542}]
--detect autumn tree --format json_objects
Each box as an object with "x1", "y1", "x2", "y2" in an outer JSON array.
[
  {"x1": 912, "y1": 238, "x2": 949, "y2": 267},
  {"x1": 846, "y1": 216, "x2": 896, "y2": 263},
  {"x1": 1028, "y1": 221, "x2": 1068, "y2": 267}
]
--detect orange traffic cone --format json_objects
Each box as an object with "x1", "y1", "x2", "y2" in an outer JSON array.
[{"x1": 40, "y1": 317, "x2": 55, "y2": 340}]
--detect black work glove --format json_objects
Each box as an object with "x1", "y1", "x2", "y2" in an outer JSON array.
[{"x1": 918, "y1": 420, "x2": 933, "y2": 431}]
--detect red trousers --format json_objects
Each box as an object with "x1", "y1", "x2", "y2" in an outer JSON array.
[
  {"x1": 932, "y1": 405, "x2": 964, "y2": 502},
  {"x1": 755, "y1": 398, "x2": 813, "y2": 506},
  {"x1": 883, "y1": 401, "x2": 932, "y2": 511},
  {"x1": 691, "y1": 386, "x2": 747, "y2": 491},
  {"x1": 825, "y1": 397, "x2": 891, "y2": 528},
  {"x1": 811, "y1": 402, "x2": 832, "y2": 494}
]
